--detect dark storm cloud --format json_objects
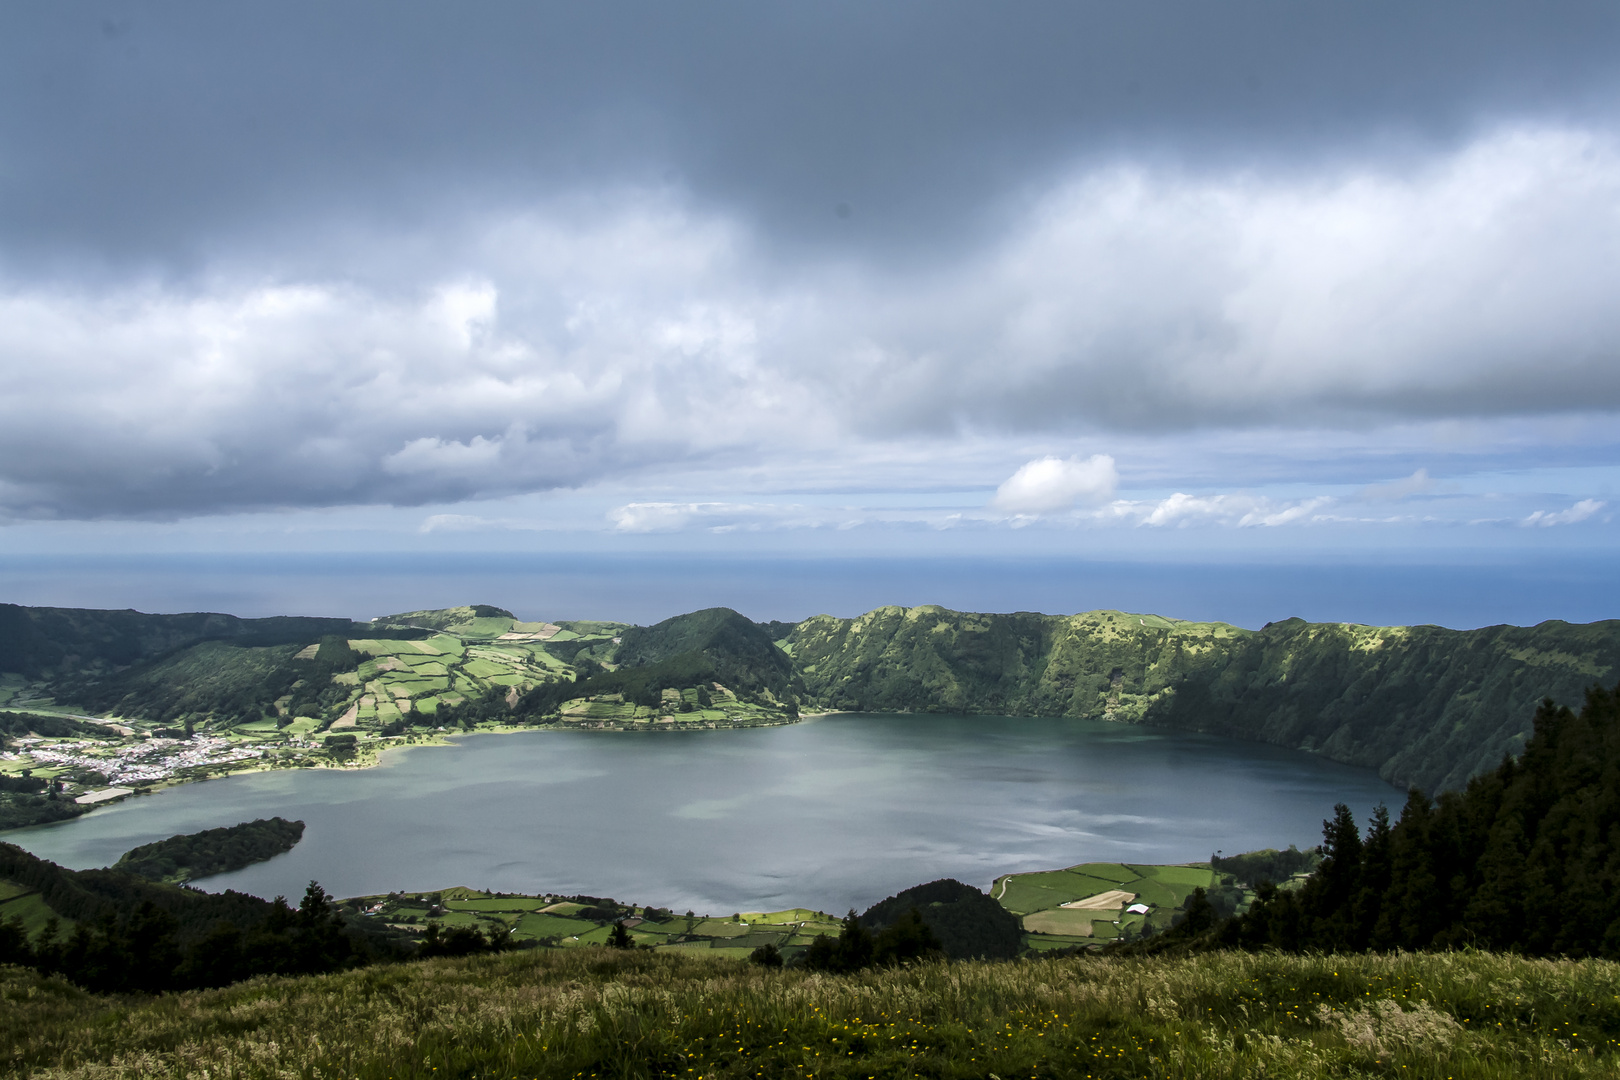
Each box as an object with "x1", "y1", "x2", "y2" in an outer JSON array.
[
  {"x1": 2, "y1": 2, "x2": 1620, "y2": 521},
  {"x1": 3, "y1": 0, "x2": 1618, "y2": 267}
]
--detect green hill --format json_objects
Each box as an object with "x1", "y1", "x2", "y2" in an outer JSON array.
[
  {"x1": 787, "y1": 607, "x2": 1620, "y2": 791},
  {"x1": 612, "y1": 607, "x2": 803, "y2": 706},
  {"x1": 0, "y1": 603, "x2": 358, "y2": 680}
]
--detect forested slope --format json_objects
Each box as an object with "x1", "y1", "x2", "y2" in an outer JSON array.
[
  {"x1": 788, "y1": 607, "x2": 1620, "y2": 792},
  {"x1": 1136, "y1": 681, "x2": 1620, "y2": 959},
  {"x1": 788, "y1": 607, "x2": 1243, "y2": 720},
  {"x1": 1146, "y1": 617, "x2": 1620, "y2": 791},
  {"x1": 0, "y1": 603, "x2": 358, "y2": 679}
]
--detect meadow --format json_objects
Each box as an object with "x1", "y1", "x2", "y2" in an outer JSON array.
[{"x1": 3, "y1": 946, "x2": 1617, "y2": 1079}]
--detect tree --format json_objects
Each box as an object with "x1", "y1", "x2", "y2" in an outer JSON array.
[
  {"x1": 748, "y1": 941, "x2": 783, "y2": 967},
  {"x1": 871, "y1": 908, "x2": 943, "y2": 966},
  {"x1": 607, "y1": 920, "x2": 634, "y2": 949},
  {"x1": 797, "y1": 911, "x2": 874, "y2": 972}
]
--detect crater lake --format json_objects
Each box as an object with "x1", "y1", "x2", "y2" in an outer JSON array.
[{"x1": 7, "y1": 714, "x2": 1402, "y2": 913}]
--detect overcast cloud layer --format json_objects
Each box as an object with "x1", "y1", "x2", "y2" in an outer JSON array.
[{"x1": 1, "y1": 2, "x2": 1617, "y2": 552}]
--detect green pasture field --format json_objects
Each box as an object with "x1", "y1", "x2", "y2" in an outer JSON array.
[
  {"x1": 1022, "y1": 908, "x2": 1097, "y2": 936},
  {"x1": 479, "y1": 673, "x2": 530, "y2": 688},
  {"x1": 470, "y1": 644, "x2": 534, "y2": 660},
  {"x1": 741, "y1": 908, "x2": 827, "y2": 924},
  {"x1": 537, "y1": 901, "x2": 587, "y2": 915},
  {"x1": 556, "y1": 620, "x2": 628, "y2": 637},
  {"x1": 459, "y1": 658, "x2": 514, "y2": 679},
  {"x1": 350, "y1": 887, "x2": 839, "y2": 958},
  {"x1": 428, "y1": 911, "x2": 490, "y2": 930},
  {"x1": 705, "y1": 946, "x2": 757, "y2": 960},
  {"x1": 446, "y1": 897, "x2": 543, "y2": 913},
  {"x1": 347, "y1": 640, "x2": 431, "y2": 658},
  {"x1": 1141, "y1": 864, "x2": 1217, "y2": 887},
  {"x1": 730, "y1": 933, "x2": 790, "y2": 950},
  {"x1": 999, "y1": 861, "x2": 1219, "y2": 946},
  {"x1": 379, "y1": 678, "x2": 441, "y2": 695},
  {"x1": 1070, "y1": 862, "x2": 1141, "y2": 883},
  {"x1": 688, "y1": 919, "x2": 751, "y2": 937},
  {"x1": 421, "y1": 635, "x2": 464, "y2": 656},
  {"x1": 0, "y1": 889, "x2": 68, "y2": 937},
  {"x1": 0, "y1": 880, "x2": 33, "y2": 902},
  {"x1": 447, "y1": 615, "x2": 515, "y2": 641},
  {"x1": 1023, "y1": 932, "x2": 1094, "y2": 951},
  {"x1": 994, "y1": 869, "x2": 1126, "y2": 914}
]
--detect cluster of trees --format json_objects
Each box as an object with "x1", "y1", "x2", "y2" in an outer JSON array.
[
  {"x1": 0, "y1": 710, "x2": 119, "y2": 745},
  {"x1": 112, "y1": 817, "x2": 306, "y2": 884},
  {"x1": 0, "y1": 883, "x2": 365, "y2": 993},
  {"x1": 795, "y1": 909, "x2": 944, "y2": 971},
  {"x1": 0, "y1": 772, "x2": 88, "y2": 830},
  {"x1": 1209, "y1": 846, "x2": 1320, "y2": 887},
  {"x1": 857, "y1": 878, "x2": 1024, "y2": 960},
  {"x1": 65, "y1": 641, "x2": 319, "y2": 729},
  {"x1": 1145, "y1": 683, "x2": 1620, "y2": 957},
  {"x1": 787, "y1": 879, "x2": 1023, "y2": 972},
  {"x1": 0, "y1": 842, "x2": 386, "y2": 992},
  {"x1": 417, "y1": 922, "x2": 529, "y2": 958}
]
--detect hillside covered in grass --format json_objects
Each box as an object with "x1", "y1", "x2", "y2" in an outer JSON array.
[{"x1": 4, "y1": 946, "x2": 1617, "y2": 1080}]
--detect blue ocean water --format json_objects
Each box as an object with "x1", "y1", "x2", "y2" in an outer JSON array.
[{"x1": 0, "y1": 551, "x2": 1617, "y2": 629}]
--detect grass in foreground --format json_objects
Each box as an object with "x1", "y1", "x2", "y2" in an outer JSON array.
[{"x1": 4, "y1": 949, "x2": 1619, "y2": 1079}]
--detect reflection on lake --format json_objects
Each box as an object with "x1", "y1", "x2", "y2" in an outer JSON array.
[{"x1": 7, "y1": 715, "x2": 1402, "y2": 914}]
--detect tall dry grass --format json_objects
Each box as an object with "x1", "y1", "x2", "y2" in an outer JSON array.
[{"x1": 3, "y1": 948, "x2": 1618, "y2": 1079}]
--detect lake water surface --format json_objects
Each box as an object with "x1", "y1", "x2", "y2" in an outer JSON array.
[{"x1": 7, "y1": 715, "x2": 1402, "y2": 914}]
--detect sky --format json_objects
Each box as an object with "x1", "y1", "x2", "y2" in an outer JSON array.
[{"x1": 1, "y1": 2, "x2": 1619, "y2": 626}]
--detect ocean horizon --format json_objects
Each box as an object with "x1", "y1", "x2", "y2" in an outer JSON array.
[{"x1": 2, "y1": 550, "x2": 1617, "y2": 631}]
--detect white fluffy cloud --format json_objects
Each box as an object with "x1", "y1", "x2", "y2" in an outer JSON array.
[
  {"x1": 1359, "y1": 469, "x2": 1437, "y2": 501},
  {"x1": 1100, "y1": 493, "x2": 1337, "y2": 528},
  {"x1": 4, "y1": 126, "x2": 1620, "y2": 520},
  {"x1": 1523, "y1": 499, "x2": 1606, "y2": 527},
  {"x1": 990, "y1": 455, "x2": 1118, "y2": 513}
]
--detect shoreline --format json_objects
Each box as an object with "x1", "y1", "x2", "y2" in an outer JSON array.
[{"x1": 4, "y1": 711, "x2": 823, "y2": 828}]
